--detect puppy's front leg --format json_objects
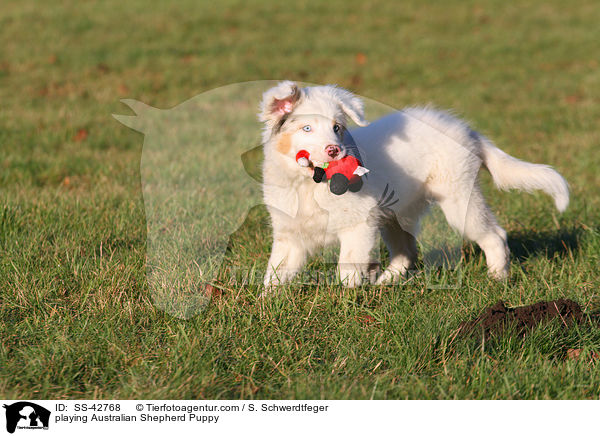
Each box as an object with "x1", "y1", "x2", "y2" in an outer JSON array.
[
  {"x1": 263, "y1": 236, "x2": 307, "y2": 292},
  {"x1": 337, "y1": 223, "x2": 377, "y2": 288}
]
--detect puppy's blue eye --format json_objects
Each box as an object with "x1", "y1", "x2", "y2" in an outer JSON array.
[
  {"x1": 302, "y1": 125, "x2": 311, "y2": 132},
  {"x1": 333, "y1": 124, "x2": 341, "y2": 133}
]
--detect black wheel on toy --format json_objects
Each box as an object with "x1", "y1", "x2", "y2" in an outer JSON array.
[
  {"x1": 348, "y1": 178, "x2": 363, "y2": 193},
  {"x1": 313, "y1": 167, "x2": 326, "y2": 183},
  {"x1": 329, "y1": 173, "x2": 349, "y2": 195}
]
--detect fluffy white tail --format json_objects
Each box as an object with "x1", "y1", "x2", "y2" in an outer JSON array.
[{"x1": 479, "y1": 135, "x2": 569, "y2": 212}]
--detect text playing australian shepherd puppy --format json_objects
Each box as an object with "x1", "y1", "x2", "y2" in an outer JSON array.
[{"x1": 259, "y1": 81, "x2": 569, "y2": 291}]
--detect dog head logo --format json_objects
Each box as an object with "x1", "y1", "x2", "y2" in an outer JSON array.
[
  {"x1": 3, "y1": 402, "x2": 50, "y2": 433},
  {"x1": 113, "y1": 84, "x2": 265, "y2": 318},
  {"x1": 114, "y1": 81, "x2": 466, "y2": 317}
]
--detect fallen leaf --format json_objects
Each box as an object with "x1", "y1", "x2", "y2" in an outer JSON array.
[
  {"x1": 358, "y1": 314, "x2": 375, "y2": 325},
  {"x1": 118, "y1": 84, "x2": 130, "y2": 95},
  {"x1": 97, "y1": 63, "x2": 110, "y2": 73},
  {"x1": 204, "y1": 283, "x2": 223, "y2": 298},
  {"x1": 351, "y1": 74, "x2": 362, "y2": 87},
  {"x1": 566, "y1": 348, "x2": 600, "y2": 361},
  {"x1": 355, "y1": 52, "x2": 367, "y2": 65},
  {"x1": 74, "y1": 129, "x2": 88, "y2": 142},
  {"x1": 62, "y1": 176, "x2": 71, "y2": 187}
]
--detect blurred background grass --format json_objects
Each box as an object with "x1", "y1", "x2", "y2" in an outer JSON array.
[{"x1": 1, "y1": 0, "x2": 599, "y2": 399}]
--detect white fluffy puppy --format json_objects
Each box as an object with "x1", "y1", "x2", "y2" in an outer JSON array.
[{"x1": 259, "y1": 81, "x2": 569, "y2": 289}]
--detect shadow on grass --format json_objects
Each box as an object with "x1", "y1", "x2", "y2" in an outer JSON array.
[
  {"x1": 507, "y1": 227, "x2": 583, "y2": 263},
  {"x1": 221, "y1": 207, "x2": 591, "y2": 290}
]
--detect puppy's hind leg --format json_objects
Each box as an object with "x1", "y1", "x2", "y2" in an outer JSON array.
[
  {"x1": 376, "y1": 218, "x2": 418, "y2": 285},
  {"x1": 437, "y1": 186, "x2": 509, "y2": 279}
]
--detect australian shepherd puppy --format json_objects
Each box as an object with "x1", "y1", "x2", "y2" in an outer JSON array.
[{"x1": 259, "y1": 81, "x2": 569, "y2": 291}]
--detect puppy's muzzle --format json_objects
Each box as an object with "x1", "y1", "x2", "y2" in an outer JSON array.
[{"x1": 325, "y1": 144, "x2": 340, "y2": 159}]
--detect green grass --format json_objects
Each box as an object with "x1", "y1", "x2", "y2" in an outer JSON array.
[{"x1": 1, "y1": 0, "x2": 600, "y2": 399}]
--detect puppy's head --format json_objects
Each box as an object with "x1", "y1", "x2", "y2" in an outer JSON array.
[{"x1": 259, "y1": 81, "x2": 368, "y2": 167}]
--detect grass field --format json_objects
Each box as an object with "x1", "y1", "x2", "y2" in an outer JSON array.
[{"x1": 1, "y1": 0, "x2": 600, "y2": 399}]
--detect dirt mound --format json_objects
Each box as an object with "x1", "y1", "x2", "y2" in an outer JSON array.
[{"x1": 459, "y1": 299, "x2": 584, "y2": 338}]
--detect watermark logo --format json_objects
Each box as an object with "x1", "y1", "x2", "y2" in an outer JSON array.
[
  {"x1": 114, "y1": 81, "x2": 474, "y2": 318},
  {"x1": 3, "y1": 402, "x2": 50, "y2": 433}
]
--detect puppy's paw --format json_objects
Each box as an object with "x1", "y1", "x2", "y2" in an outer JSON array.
[
  {"x1": 375, "y1": 266, "x2": 407, "y2": 285},
  {"x1": 488, "y1": 266, "x2": 509, "y2": 281},
  {"x1": 261, "y1": 275, "x2": 280, "y2": 298},
  {"x1": 259, "y1": 285, "x2": 278, "y2": 298},
  {"x1": 339, "y1": 270, "x2": 364, "y2": 288}
]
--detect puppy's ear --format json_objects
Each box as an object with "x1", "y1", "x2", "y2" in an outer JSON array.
[
  {"x1": 259, "y1": 81, "x2": 301, "y2": 126},
  {"x1": 332, "y1": 86, "x2": 369, "y2": 127}
]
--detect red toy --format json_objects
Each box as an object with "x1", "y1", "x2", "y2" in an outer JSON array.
[{"x1": 296, "y1": 150, "x2": 369, "y2": 195}]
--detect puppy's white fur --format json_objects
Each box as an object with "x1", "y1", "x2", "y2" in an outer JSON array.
[{"x1": 259, "y1": 81, "x2": 569, "y2": 289}]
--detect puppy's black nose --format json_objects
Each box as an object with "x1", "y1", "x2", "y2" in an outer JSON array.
[{"x1": 325, "y1": 144, "x2": 340, "y2": 158}]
